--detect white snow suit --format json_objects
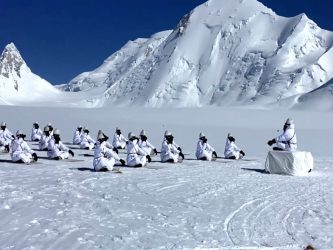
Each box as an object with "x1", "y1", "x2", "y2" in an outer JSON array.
[
  {"x1": 160, "y1": 139, "x2": 180, "y2": 163},
  {"x1": 80, "y1": 132, "x2": 95, "y2": 150},
  {"x1": 275, "y1": 124, "x2": 297, "y2": 151},
  {"x1": 0, "y1": 128, "x2": 13, "y2": 146},
  {"x1": 72, "y1": 130, "x2": 82, "y2": 145},
  {"x1": 47, "y1": 138, "x2": 70, "y2": 159},
  {"x1": 138, "y1": 139, "x2": 155, "y2": 156},
  {"x1": 127, "y1": 139, "x2": 147, "y2": 167},
  {"x1": 11, "y1": 138, "x2": 35, "y2": 163},
  {"x1": 112, "y1": 133, "x2": 127, "y2": 149},
  {"x1": 31, "y1": 127, "x2": 43, "y2": 141},
  {"x1": 196, "y1": 140, "x2": 215, "y2": 161},
  {"x1": 39, "y1": 134, "x2": 51, "y2": 150},
  {"x1": 224, "y1": 139, "x2": 242, "y2": 159},
  {"x1": 93, "y1": 141, "x2": 120, "y2": 171}
]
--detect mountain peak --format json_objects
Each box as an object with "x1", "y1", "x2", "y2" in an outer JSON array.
[{"x1": 0, "y1": 43, "x2": 26, "y2": 78}]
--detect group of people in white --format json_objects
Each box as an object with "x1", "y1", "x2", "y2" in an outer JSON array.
[{"x1": 0, "y1": 118, "x2": 297, "y2": 171}]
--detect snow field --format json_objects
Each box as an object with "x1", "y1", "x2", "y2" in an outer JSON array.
[{"x1": 0, "y1": 106, "x2": 332, "y2": 249}]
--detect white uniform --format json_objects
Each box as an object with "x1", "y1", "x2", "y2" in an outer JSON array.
[
  {"x1": 275, "y1": 124, "x2": 297, "y2": 151},
  {"x1": 11, "y1": 138, "x2": 35, "y2": 163},
  {"x1": 224, "y1": 139, "x2": 242, "y2": 159},
  {"x1": 93, "y1": 141, "x2": 120, "y2": 171},
  {"x1": 31, "y1": 127, "x2": 43, "y2": 141},
  {"x1": 112, "y1": 134, "x2": 127, "y2": 149},
  {"x1": 0, "y1": 128, "x2": 13, "y2": 146},
  {"x1": 73, "y1": 130, "x2": 82, "y2": 145},
  {"x1": 127, "y1": 139, "x2": 147, "y2": 167},
  {"x1": 138, "y1": 139, "x2": 155, "y2": 156},
  {"x1": 47, "y1": 138, "x2": 70, "y2": 159},
  {"x1": 196, "y1": 140, "x2": 215, "y2": 161},
  {"x1": 39, "y1": 134, "x2": 51, "y2": 150},
  {"x1": 80, "y1": 133, "x2": 95, "y2": 150},
  {"x1": 160, "y1": 140, "x2": 180, "y2": 163}
]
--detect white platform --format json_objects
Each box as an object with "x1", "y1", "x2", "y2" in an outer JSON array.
[{"x1": 265, "y1": 151, "x2": 314, "y2": 176}]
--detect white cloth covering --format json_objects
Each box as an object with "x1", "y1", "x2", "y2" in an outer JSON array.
[{"x1": 265, "y1": 151, "x2": 313, "y2": 176}]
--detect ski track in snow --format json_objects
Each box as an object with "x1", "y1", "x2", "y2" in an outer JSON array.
[{"x1": 0, "y1": 144, "x2": 332, "y2": 249}]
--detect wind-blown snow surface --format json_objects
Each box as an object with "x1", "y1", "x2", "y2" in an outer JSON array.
[
  {"x1": 0, "y1": 106, "x2": 332, "y2": 249},
  {"x1": 63, "y1": 0, "x2": 333, "y2": 110}
]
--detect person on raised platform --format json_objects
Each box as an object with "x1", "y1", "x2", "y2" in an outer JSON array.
[{"x1": 267, "y1": 118, "x2": 297, "y2": 151}]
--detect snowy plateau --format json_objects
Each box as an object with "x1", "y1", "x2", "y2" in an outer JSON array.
[{"x1": 0, "y1": 0, "x2": 333, "y2": 249}]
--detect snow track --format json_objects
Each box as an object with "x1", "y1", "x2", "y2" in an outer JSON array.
[{"x1": 1, "y1": 147, "x2": 332, "y2": 249}]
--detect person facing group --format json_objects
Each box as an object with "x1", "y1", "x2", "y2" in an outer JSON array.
[
  {"x1": 80, "y1": 127, "x2": 95, "y2": 150},
  {"x1": 127, "y1": 132, "x2": 150, "y2": 167},
  {"x1": 93, "y1": 131, "x2": 125, "y2": 172},
  {"x1": 196, "y1": 132, "x2": 217, "y2": 161},
  {"x1": 112, "y1": 127, "x2": 127, "y2": 149},
  {"x1": 11, "y1": 130, "x2": 38, "y2": 164},
  {"x1": 47, "y1": 129, "x2": 74, "y2": 160},
  {"x1": 0, "y1": 122, "x2": 14, "y2": 152},
  {"x1": 31, "y1": 122, "x2": 43, "y2": 142},
  {"x1": 39, "y1": 126, "x2": 52, "y2": 151},
  {"x1": 138, "y1": 130, "x2": 157, "y2": 156},
  {"x1": 267, "y1": 118, "x2": 297, "y2": 151},
  {"x1": 160, "y1": 131, "x2": 184, "y2": 163},
  {"x1": 73, "y1": 125, "x2": 83, "y2": 145},
  {"x1": 224, "y1": 133, "x2": 245, "y2": 160}
]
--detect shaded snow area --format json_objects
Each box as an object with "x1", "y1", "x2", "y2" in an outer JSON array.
[{"x1": 0, "y1": 106, "x2": 332, "y2": 249}]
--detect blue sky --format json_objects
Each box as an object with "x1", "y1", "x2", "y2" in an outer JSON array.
[{"x1": 0, "y1": 0, "x2": 332, "y2": 84}]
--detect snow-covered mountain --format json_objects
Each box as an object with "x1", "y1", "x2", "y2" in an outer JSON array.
[
  {"x1": 63, "y1": 0, "x2": 333, "y2": 109},
  {"x1": 0, "y1": 43, "x2": 60, "y2": 105}
]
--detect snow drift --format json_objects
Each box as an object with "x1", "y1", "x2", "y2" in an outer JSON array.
[{"x1": 63, "y1": 0, "x2": 333, "y2": 109}]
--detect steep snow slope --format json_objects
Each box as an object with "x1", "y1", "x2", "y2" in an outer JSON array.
[
  {"x1": 64, "y1": 0, "x2": 333, "y2": 108},
  {"x1": 0, "y1": 43, "x2": 60, "y2": 105},
  {"x1": 61, "y1": 31, "x2": 172, "y2": 94}
]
